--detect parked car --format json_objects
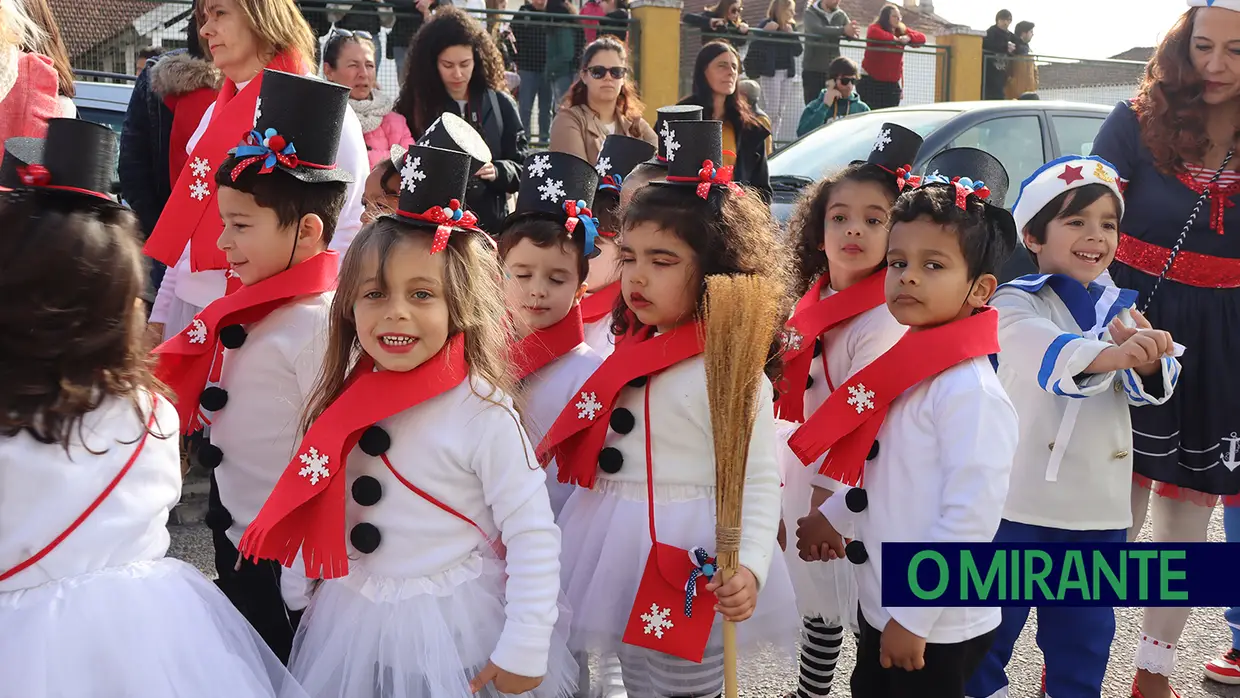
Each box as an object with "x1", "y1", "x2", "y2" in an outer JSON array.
[
  {"x1": 767, "y1": 100, "x2": 1113, "y2": 280},
  {"x1": 73, "y1": 78, "x2": 136, "y2": 192}
]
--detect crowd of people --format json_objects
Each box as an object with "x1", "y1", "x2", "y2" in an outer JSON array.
[{"x1": 1, "y1": 2, "x2": 1239, "y2": 698}]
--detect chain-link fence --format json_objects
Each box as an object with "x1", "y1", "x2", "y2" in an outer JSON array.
[
  {"x1": 679, "y1": 26, "x2": 948, "y2": 150},
  {"x1": 981, "y1": 51, "x2": 1147, "y2": 106}
]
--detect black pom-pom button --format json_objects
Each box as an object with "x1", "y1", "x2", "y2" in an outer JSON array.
[
  {"x1": 867, "y1": 440, "x2": 880, "y2": 461},
  {"x1": 845, "y1": 540, "x2": 868, "y2": 565},
  {"x1": 627, "y1": 376, "x2": 648, "y2": 388},
  {"x1": 350, "y1": 523, "x2": 382, "y2": 553},
  {"x1": 845, "y1": 487, "x2": 868, "y2": 513},
  {"x1": 352, "y1": 476, "x2": 382, "y2": 506},
  {"x1": 598, "y1": 447, "x2": 624, "y2": 474},
  {"x1": 609, "y1": 408, "x2": 635, "y2": 435},
  {"x1": 204, "y1": 507, "x2": 233, "y2": 532},
  {"x1": 199, "y1": 386, "x2": 228, "y2": 412},
  {"x1": 805, "y1": 375, "x2": 814, "y2": 390},
  {"x1": 219, "y1": 324, "x2": 247, "y2": 349},
  {"x1": 196, "y1": 443, "x2": 224, "y2": 469},
  {"x1": 358, "y1": 426, "x2": 391, "y2": 457},
  {"x1": 813, "y1": 338, "x2": 823, "y2": 358}
]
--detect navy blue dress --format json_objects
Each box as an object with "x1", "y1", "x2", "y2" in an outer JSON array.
[{"x1": 1092, "y1": 101, "x2": 1240, "y2": 498}]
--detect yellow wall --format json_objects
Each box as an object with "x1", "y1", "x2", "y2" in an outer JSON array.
[
  {"x1": 631, "y1": 0, "x2": 684, "y2": 124},
  {"x1": 935, "y1": 32, "x2": 984, "y2": 102}
]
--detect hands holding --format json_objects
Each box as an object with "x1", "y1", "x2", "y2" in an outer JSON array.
[
  {"x1": 476, "y1": 162, "x2": 498, "y2": 181},
  {"x1": 707, "y1": 566, "x2": 759, "y2": 622},
  {"x1": 795, "y1": 508, "x2": 845, "y2": 562},
  {"x1": 845, "y1": 20, "x2": 860, "y2": 38}
]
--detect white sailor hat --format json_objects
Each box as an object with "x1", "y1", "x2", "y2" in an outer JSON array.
[
  {"x1": 1188, "y1": 0, "x2": 1240, "y2": 11},
  {"x1": 1011, "y1": 155, "x2": 1125, "y2": 234}
]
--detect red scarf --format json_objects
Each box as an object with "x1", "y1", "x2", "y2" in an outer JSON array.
[
  {"x1": 536, "y1": 323, "x2": 704, "y2": 489},
  {"x1": 144, "y1": 52, "x2": 307, "y2": 271},
  {"x1": 788, "y1": 307, "x2": 999, "y2": 486},
  {"x1": 510, "y1": 306, "x2": 587, "y2": 381},
  {"x1": 775, "y1": 272, "x2": 886, "y2": 422},
  {"x1": 580, "y1": 282, "x2": 621, "y2": 324},
  {"x1": 152, "y1": 251, "x2": 338, "y2": 433},
  {"x1": 238, "y1": 335, "x2": 469, "y2": 579}
]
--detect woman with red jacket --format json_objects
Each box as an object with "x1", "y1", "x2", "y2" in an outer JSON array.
[{"x1": 858, "y1": 4, "x2": 924, "y2": 110}]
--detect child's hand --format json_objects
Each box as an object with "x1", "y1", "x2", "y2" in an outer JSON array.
[
  {"x1": 880, "y1": 619, "x2": 927, "y2": 671},
  {"x1": 796, "y1": 509, "x2": 844, "y2": 562},
  {"x1": 777, "y1": 518, "x2": 787, "y2": 552},
  {"x1": 469, "y1": 662, "x2": 544, "y2": 695},
  {"x1": 1107, "y1": 310, "x2": 1174, "y2": 375},
  {"x1": 707, "y1": 566, "x2": 759, "y2": 621}
]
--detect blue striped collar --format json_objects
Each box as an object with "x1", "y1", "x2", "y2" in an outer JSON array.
[{"x1": 1000, "y1": 273, "x2": 1137, "y2": 334}]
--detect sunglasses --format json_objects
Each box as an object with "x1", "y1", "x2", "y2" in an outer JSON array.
[
  {"x1": 836, "y1": 76, "x2": 856, "y2": 85},
  {"x1": 586, "y1": 65, "x2": 627, "y2": 80},
  {"x1": 331, "y1": 27, "x2": 373, "y2": 40}
]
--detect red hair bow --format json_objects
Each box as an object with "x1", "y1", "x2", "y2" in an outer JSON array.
[
  {"x1": 950, "y1": 176, "x2": 991, "y2": 210},
  {"x1": 403, "y1": 198, "x2": 481, "y2": 254},
  {"x1": 18, "y1": 164, "x2": 50, "y2": 187},
  {"x1": 691, "y1": 159, "x2": 742, "y2": 199},
  {"x1": 230, "y1": 129, "x2": 301, "y2": 181},
  {"x1": 895, "y1": 165, "x2": 920, "y2": 191}
]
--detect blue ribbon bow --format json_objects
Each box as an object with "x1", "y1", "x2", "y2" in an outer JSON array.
[
  {"x1": 600, "y1": 173, "x2": 623, "y2": 193},
  {"x1": 683, "y1": 547, "x2": 717, "y2": 618},
  {"x1": 233, "y1": 128, "x2": 298, "y2": 173}
]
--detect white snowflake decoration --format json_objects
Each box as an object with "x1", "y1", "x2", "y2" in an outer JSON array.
[
  {"x1": 401, "y1": 156, "x2": 426, "y2": 193},
  {"x1": 782, "y1": 327, "x2": 804, "y2": 353},
  {"x1": 528, "y1": 154, "x2": 552, "y2": 178},
  {"x1": 846, "y1": 383, "x2": 876, "y2": 414},
  {"x1": 254, "y1": 97, "x2": 262, "y2": 124},
  {"x1": 575, "y1": 391, "x2": 603, "y2": 421},
  {"x1": 665, "y1": 131, "x2": 681, "y2": 162},
  {"x1": 190, "y1": 157, "x2": 211, "y2": 179},
  {"x1": 595, "y1": 156, "x2": 611, "y2": 178},
  {"x1": 424, "y1": 118, "x2": 439, "y2": 136},
  {"x1": 873, "y1": 128, "x2": 892, "y2": 153},
  {"x1": 538, "y1": 178, "x2": 566, "y2": 202},
  {"x1": 186, "y1": 318, "x2": 208, "y2": 345},
  {"x1": 297, "y1": 447, "x2": 331, "y2": 485},
  {"x1": 189, "y1": 179, "x2": 210, "y2": 201},
  {"x1": 640, "y1": 603, "x2": 674, "y2": 639},
  {"x1": 659, "y1": 119, "x2": 670, "y2": 144}
]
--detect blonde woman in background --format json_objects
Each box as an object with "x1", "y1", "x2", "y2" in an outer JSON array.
[{"x1": 0, "y1": 0, "x2": 73, "y2": 141}]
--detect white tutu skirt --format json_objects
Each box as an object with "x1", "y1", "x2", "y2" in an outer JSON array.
[
  {"x1": 0, "y1": 558, "x2": 306, "y2": 698},
  {"x1": 776, "y1": 426, "x2": 858, "y2": 631},
  {"x1": 558, "y1": 482, "x2": 800, "y2": 660},
  {"x1": 289, "y1": 556, "x2": 578, "y2": 698}
]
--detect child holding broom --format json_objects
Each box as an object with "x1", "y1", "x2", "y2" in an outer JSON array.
[
  {"x1": 538, "y1": 120, "x2": 800, "y2": 697},
  {"x1": 794, "y1": 148, "x2": 1021, "y2": 698}
]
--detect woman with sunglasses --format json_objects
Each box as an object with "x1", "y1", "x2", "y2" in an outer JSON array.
[
  {"x1": 796, "y1": 54, "x2": 869, "y2": 137},
  {"x1": 323, "y1": 29, "x2": 412, "y2": 168},
  {"x1": 548, "y1": 37, "x2": 655, "y2": 164},
  {"x1": 683, "y1": 0, "x2": 750, "y2": 49}
]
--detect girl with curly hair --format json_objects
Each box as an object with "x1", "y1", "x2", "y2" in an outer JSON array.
[
  {"x1": 538, "y1": 119, "x2": 799, "y2": 698},
  {"x1": 395, "y1": 6, "x2": 528, "y2": 235},
  {"x1": 1090, "y1": 2, "x2": 1240, "y2": 696}
]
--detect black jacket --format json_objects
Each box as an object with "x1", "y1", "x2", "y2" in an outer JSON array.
[
  {"x1": 743, "y1": 19, "x2": 803, "y2": 78},
  {"x1": 682, "y1": 11, "x2": 748, "y2": 49},
  {"x1": 597, "y1": 9, "x2": 630, "y2": 42},
  {"x1": 982, "y1": 25, "x2": 1014, "y2": 99},
  {"x1": 677, "y1": 96, "x2": 771, "y2": 203},
  {"x1": 417, "y1": 88, "x2": 529, "y2": 236},
  {"x1": 299, "y1": 0, "x2": 384, "y2": 39}
]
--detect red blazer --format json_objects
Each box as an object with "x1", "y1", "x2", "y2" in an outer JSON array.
[{"x1": 861, "y1": 23, "x2": 926, "y2": 84}]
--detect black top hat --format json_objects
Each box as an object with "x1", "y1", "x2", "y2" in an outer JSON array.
[
  {"x1": 596, "y1": 134, "x2": 656, "y2": 194},
  {"x1": 649, "y1": 105, "x2": 704, "y2": 167},
  {"x1": 918, "y1": 147, "x2": 1018, "y2": 261},
  {"x1": 416, "y1": 112, "x2": 492, "y2": 173},
  {"x1": 850, "y1": 122, "x2": 923, "y2": 187},
  {"x1": 511, "y1": 151, "x2": 600, "y2": 223},
  {"x1": 0, "y1": 137, "x2": 44, "y2": 191},
  {"x1": 388, "y1": 144, "x2": 477, "y2": 227},
  {"x1": 651, "y1": 120, "x2": 744, "y2": 201},
  {"x1": 10, "y1": 119, "x2": 117, "y2": 202},
  {"x1": 227, "y1": 70, "x2": 353, "y2": 184}
]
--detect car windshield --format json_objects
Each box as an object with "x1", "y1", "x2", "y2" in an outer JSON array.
[{"x1": 769, "y1": 110, "x2": 961, "y2": 181}]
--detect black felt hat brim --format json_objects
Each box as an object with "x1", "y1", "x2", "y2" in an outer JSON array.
[{"x1": 277, "y1": 163, "x2": 355, "y2": 184}]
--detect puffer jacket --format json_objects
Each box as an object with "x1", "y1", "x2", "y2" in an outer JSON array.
[{"x1": 363, "y1": 111, "x2": 415, "y2": 168}]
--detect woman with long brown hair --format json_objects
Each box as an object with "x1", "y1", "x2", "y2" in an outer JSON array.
[
  {"x1": 0, "y1": 0, "x2": 74, "y2": 140},
  {"x1": 547, "y1": 36, "x2": 655, "y2": 163},
  {"x1": 17, "y1": 0, "x2": 74, "y2": 104},
  {"x1": 145, "y1": 0, "x2": 368, "y2": 342},
  {"x1": 394, "y1": 6, "x2": 527, "y2": 235},
  {"x1": 1091, "y1": 2, "x2": 1240, "y2": 696}
]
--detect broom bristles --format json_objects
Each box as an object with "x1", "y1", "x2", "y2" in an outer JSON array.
[{"x1": 702, "y1": 274, "x2": 784, "y2": 572}]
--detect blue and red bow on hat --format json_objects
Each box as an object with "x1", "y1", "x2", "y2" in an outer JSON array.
[
  {"x1": 669, "y1": 159, "x2": 744, "y2": 200},
  {"x1": 924, "y1": 172, "x2": 991, "y2": 210},
  {"x1": 599, "y1": 173, "x2": 623, "y2": 193},
  {"x1": 563, "y1": 198, "x2": 602, "y2": 257},
  {"x1": 683, "y1": 546, "x2": 717, "y2": 618},
  {"x1": 230, "y1": 128, "x2": 300, "y2": 180},
  {"x1": 397, "y1": 198, "x2": 483, "y2": 254}
]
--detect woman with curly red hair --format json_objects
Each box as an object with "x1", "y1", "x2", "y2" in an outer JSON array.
[{"x1": 1091, "y1": 2, "x2": 1240, "y2": 696}]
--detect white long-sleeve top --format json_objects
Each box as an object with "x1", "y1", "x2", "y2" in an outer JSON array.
[
  {"x1": 992, "y1": 280, "x2": 1179, "y2": 530},
  {"x1": 345, "y1": 377, "x2": 562, "y2": 677},
  {"x1": 820, "y1": 358, "x2": 1018, "y2": 643},
  {"x1": 0, "y1": 393, "x2": 182, "y2": 592},
  {"x1": 518, "y1": 343, "x2": 604, "y2": 517},
  {"x1": 593, "y1": 355, "x2": 783, "y2": 590},
  {"x1": 150, "y1": 85, "x2": 367, "y2": 324}
]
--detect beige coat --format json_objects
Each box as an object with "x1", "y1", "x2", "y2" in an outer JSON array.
[{"x1": 547, "y1": 103, "x2": 658, "y2": 164}]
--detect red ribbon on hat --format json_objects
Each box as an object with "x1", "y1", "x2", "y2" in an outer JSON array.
[
  {"x1": 667, "y1": 159, "x2": 743, "y2": 199},
  {"x1": 18, "y1": 164, "x2": 50, "y2": 187},
  {"x1": 950, "y1": 177, "x2": 991, "y2": 210},
  {"x1": 894, "y1": 165, "x2": 920, "y2": 191},
  {"x1": 396, "y1": 198, "x2": 483, "y2": 253},
  {"x1": 563, "y1": 199, "x2": 594, "y2": 233}
]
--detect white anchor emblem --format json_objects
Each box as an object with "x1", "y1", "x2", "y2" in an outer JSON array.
[{"x1": 1222, "y1": 432, "x2": 1240, "y2": 472}]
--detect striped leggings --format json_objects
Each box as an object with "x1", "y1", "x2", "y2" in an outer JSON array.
[
  {"x1": 617, "y1": 644, "x2": 725, "y2": 698},
  {"x1": 797, "y1": 616, "x2": 846, "y2": 697}
]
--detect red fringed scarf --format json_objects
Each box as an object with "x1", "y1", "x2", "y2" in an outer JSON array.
[
  {"x1": 580, "y1": 282, "x2": 621, "y2": 324},
  {"x1": 510, "y1": 306, "x2": 587, "y2": 381}
]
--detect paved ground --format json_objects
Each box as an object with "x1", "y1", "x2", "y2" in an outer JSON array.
[{"x1": 168, "y1": 505, "x2": 1240, "y2": 698}]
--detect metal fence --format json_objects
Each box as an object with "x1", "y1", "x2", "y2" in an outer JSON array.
[
  {"x1": 981, "y1": 51, "x2": 1147, "y2": 106},
  {"x1": 679, "y1": 26, "x2": 948, "y2": 149}
]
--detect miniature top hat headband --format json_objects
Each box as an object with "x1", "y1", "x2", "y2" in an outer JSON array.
[
  {"x1": 0, "y1": 137, "x2": 44, "y2": 191},
  {"x1": 655, "y1": 120, "x2": 743, "y2": 200},
  {"x1": 387, "y1": 144, "x2": 485, "y2": 254},
  {"x1": 1188, "y1": 0, "x2": 1240, "y2": 12},
  {"x1": 850, "y1": 122, "x2": 924, "y2": 192},
  {"x1": 919, "y1": 147, "x2": 1018, "y2": 259},
  {"x1": 509, "y1": 151, "x2": 604, "y2": 257},
  {"x1": 226, "y1": 70, "x2": 354, "y2": 184},
  {"x1": 1012, "y1": 155, "x2": 1125, "y2": 234},
  {"x1": 416, "y1": 112, "x2": 493, "y2": 174},
  {"x1": 9, "y1": 119, "x2": 118, "y2": 202},
  {"x1": 596, "y1": 134, "x2": 656, "y2": 194},
  {"x1": 649, "y1": 104, "x2": 704, "y2": 167}
]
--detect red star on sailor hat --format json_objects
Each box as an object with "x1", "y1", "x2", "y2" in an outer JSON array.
[{"x1": 1058, "y1": 165, "x2": 1085, "y2": 184}]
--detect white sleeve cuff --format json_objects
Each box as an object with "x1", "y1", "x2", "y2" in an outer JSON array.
[
  {"x1": 1123, "y1": 356, "x2": 1180, "y2": 407},
  {"x1": 818, "y1": 486, "x2": 857, "y2": 539},
  {"x1": 886, "y1": 605, "x2": 944, "y2": 640},
  {"x1": 490, "y1": 618, "x2": 555, "y2": 678}
]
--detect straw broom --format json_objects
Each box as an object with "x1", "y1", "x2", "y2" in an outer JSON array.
[{"x1": 702, "y1": 273, "x2": 784, "y2": 698}]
